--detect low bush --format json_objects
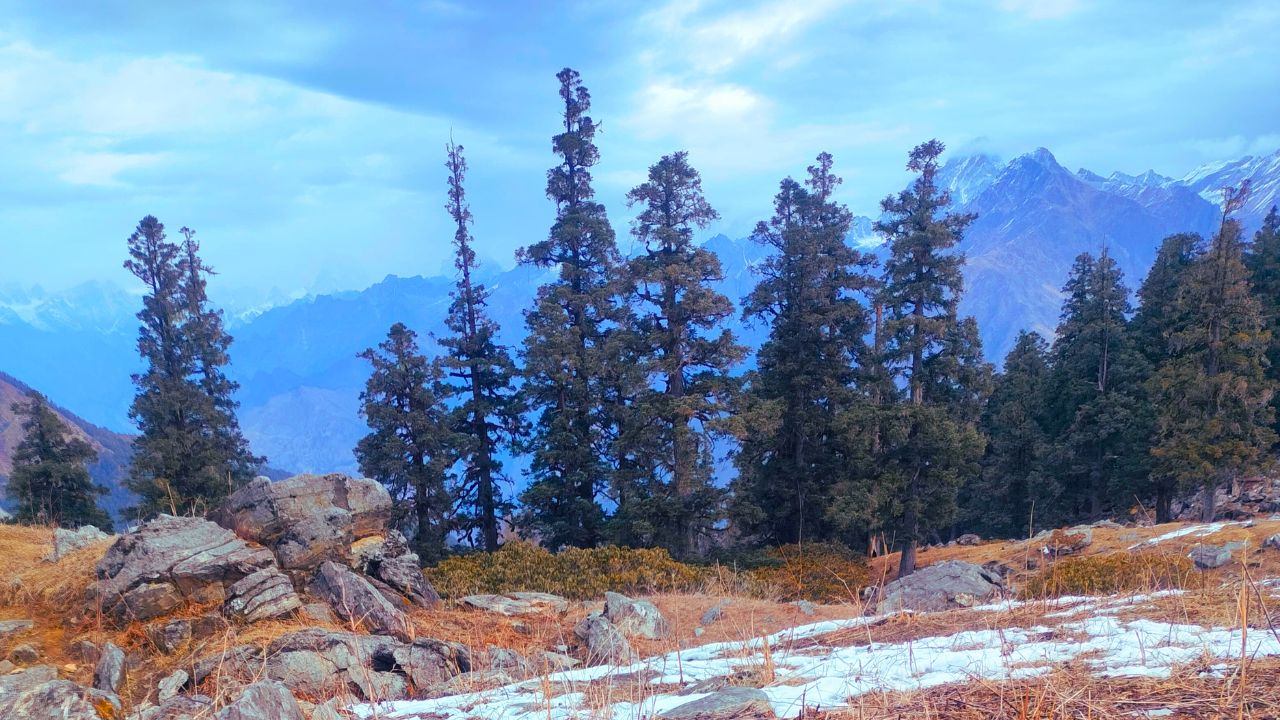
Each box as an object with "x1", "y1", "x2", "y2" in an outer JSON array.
[
  {"x1": 1019, "y1": 552, "x2": 1194, "y2": 599},
  {"x1": 746, "y1": 543, "x2": 870, "y2": 603}
]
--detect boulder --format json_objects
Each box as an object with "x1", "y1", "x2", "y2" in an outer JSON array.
[
  {"x1": 93, "y1": 641, "x2": 125, "y2": 694},
  {"x1": 1189, "y1": 543, "x2": 1239, "y2": 569},
  {"x1": 955, "y1": 533, "x2": 981, "y2": 546},
  {"x1": 212, "y1": 474, "x2": 391, "y2": 571},
  {"x1": 574, "y1": 614, "x2": 638, "y2": 665},
  {"x1": 0, "y1": 669, "x2": 121, "y2": 720},
  {"x1": 158, "y1": 669, "x2": 188, "y2": 702},
  {"x1": 46, "y1": 525, "x2": 111, "y2": 562},
  {"x1": 214, "y1": 680, "x2": 305, "y2": 720},
  {"x1": 147, "y1": 619, "x2": 192, "y2": 655},
  {"x1": 460, "y1": 592, "x2": 570, "y2": 616},
  {"x1": 7, "y1": 643, "x2": 38, "y2": 664},
  {"x1": 193, "y1": 629, "x2": 467, "y2": 702},
  {"x1": 876, "y1": 560, "x2": 1004, "y2": 614},
  {"x1": 137, "y1": 694, "x2": 214, "y2": 720},
  {"x1": 309, "y1": 561, "x2": 412, "y2": 642},
  {"x1": 89, "y1": 514, "x2": 276, "y2": 623},
  {"x1": 349, "y1": 531, "x2": 440, "y2": 609},
  {"x1": 223, "y1": 567, "x2": 303, "y2": 623},
  {"x1": 657, "y1": 687, "x2": 776, "y2": 719},
  {"x1": 603, "y1": 591, "x2": 671, "y2": 640}
]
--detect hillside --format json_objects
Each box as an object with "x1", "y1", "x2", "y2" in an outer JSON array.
[{"x1": 0, "y1": 371, "x2": 134, "y2": 519}]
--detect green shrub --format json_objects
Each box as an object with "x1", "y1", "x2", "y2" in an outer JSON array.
[
  {"x1": 1019, "y1": 552, "x2": 1194, "y2": 599},
  {"x1": 746, "y1": 543, "x2": 870, "y2": 603}
]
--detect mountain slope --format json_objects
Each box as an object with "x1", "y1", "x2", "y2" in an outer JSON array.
[{"x1": 0, "y1": 371, "x2": 134, "y2": 519}]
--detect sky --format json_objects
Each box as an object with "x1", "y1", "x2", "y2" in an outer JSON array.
[{"x1": 1, "y1": 0, "x2": 1278, "y2": 303}]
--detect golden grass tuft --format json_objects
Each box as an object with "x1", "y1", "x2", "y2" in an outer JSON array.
[{"x1": 1019, "y1": 551, "x2": 1195, "y2": 599}]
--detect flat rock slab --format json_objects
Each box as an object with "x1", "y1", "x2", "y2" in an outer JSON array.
[
  {"x1": 658, "y1": 687, "x2": 776, "y2": 719},
  {"x1": 876, "y1": 560, "x2": 1003, "y2": 614},
  {"x1": 1188, "y1": 542, "x2": 1243, "y2": 569},
  {"x1": 461, "y1": 592, "x2": 570, "y2": 616}
]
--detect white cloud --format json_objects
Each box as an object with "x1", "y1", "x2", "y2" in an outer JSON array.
[
  {"x1": 57, "y1": 151, "x2": 171, "y2": 187},
  {"x1": 996, "y1": 0, "x2": 1084, "y2": 21}
]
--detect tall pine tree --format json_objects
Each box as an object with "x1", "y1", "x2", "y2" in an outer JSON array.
[
  {"x1": 7, "y1": 391, "x2": 113, "y2": 530},
  {"x1": 732, "y1": 152, "x2": 876, "y2": 546},
  {"x1": 1042, "y1": 250, "x2": 1148, "y2": 524},
  {"x1": 1246, "y1": 206, "x2": 1280, "y2": 443},
  {"x1": 439, "y1": 141, "x2": 525, "y2": 551},
  {"x1": 124, "y1": 216, "x2": 260, "y2": 517},
  {"x1": 875, "y1": 139, "x2": 990, "y2": 576},
  {"x1": 517, "y1": 68, "x2": 624, "y2": 550},
  {"x1": 1151, "y1": 186, "x2": 1276, "y2": 521},
  {"x1": 612, "y1": 151, "x2": 744, "y2": 557},
  {"x1": 356, "y1": 323, "x2": 457, "y2": 562}
]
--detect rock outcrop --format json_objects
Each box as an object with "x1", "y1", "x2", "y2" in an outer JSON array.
[
  {"x1": 603, "y1": 591, "x2": 671, "y2": 640},
  {"x1": 212, "y1": 474, "x2": 392, "y2": 571},
  {"x1": 876, "y1": 560, "x2": 1004, "y2": 614},
  {"x1": 46, "y1": 525, "x2": 112, "y2": 562},
  {"x1": 309, "y1": 560, "x2": 413, "y2": 641},
  {"x1": 88, "y1": 514, "x2": 276, "y2": 623},
  {"x1": 214, "y1": 680, "x2": 306, "y2": 720},
  {"x1": 349, "y1": 530, "x2": 440, "y2": 609}
]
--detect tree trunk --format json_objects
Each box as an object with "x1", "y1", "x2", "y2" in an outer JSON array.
[
  {"x1": 1155, "y1": 490, "x2": 1171, "y2": 524},
  {"x1": 1199, "y1": 481, "x2": 1217, "y2": 523},
  {"x1": 898, "y1": 538, "x2": 917, "y2": 578}
]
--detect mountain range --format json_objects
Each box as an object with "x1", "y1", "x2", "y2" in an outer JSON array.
[{"x1": 2, "y1": 146, "x2": 1277, "y2": 498}]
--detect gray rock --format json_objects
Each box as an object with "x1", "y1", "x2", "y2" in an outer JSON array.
[
  {"x1": 157, "y1": 669, "x2": 188, "y2": 702},
  {"x1": 7, "y1": 643, "x2": 38, "y2": 664},
  {"x1": 876, "y1": 560, "x2": 1004, "y2": 614},
  {"x1": 309, "y1": 699, "x2": 350, "y2": 720},
  {"x1": 657, "y1": 687, "x2": 776, "y2": 719},
  {"x1": 137, "y1": 694, "x2": 214, "y2": 720},
  {"x1": 0, "y1": 659, "x2": 15, "y2": 674},
  {"x1": 349, "y1": 531, "x2": 440, "y2": 609},
  {"x1": 300, "y1": 602, "x2": 339, "y2": 625},
  {"x1": 461, "y1": 592, "x2": 570, "y2": 616},
  {"x1": 94, "y1": 641, "x2": 126, "y2": 694},
  {"x1": 309, "y1": 560, "x2": 412, "y2": 642},
  {"x1": 1264, "y1": 533, "x2": 1280, "y2": 550},
  {"x1": 486, "y1": 646, "x2": 531, "y2": 676},
  {"x1": 574, "y1": 614, "x2": 638, "y2": 665},
  {"x1": 793, "y1": 600, "x2": 816, "y2": 616},
  {"x1": 603, "y1": 591, "x2": 670, "y2": 639},
  {"x1": 214, "y1": 680, "x2": 305, "y2": 720},
  {"x1": 955, "y1": 533, "x2": 981, "y2": 546},
  {"x1": 212, "y1": 474, "x2": 392, "y2": 571},
  {"x1": 0, "y1": 672, "x2": 122, "y2": 720},
  {"x1": 68, "y1": 639, "x2": 99, "y2": 665},
  {"x1": 223, "y1": 566, "x2": 303, "y2": 623},
  {"x1": 1189, "y1": 543, "x2": 1238, "y2": 569},
  {"x1": 147, "y1": 619, "x2": 192, "y2": 655},
  {"x1": 89, "y1": 514, "x2": 276, "y2": 623},
  {"x1": 700, "y1": 604, "x2": 725, "y2": 626},
  {"x1": 0, "y1": 619, "x2": 33, "y2": 644},
  {"x1": 537, "y1": 651, "x2": 580, "y2": 672},
  {"x1": 46, "y1": 525, "x2": 111, "y2": 562}
]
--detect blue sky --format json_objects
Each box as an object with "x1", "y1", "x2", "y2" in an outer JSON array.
[{"x1": 1, "y1": 0, "x2": 1278, "y2": 302}]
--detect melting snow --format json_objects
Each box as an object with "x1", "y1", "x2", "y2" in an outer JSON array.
[
  {"x1": 352, "y1": 586, "x2": 1279, "y2": 720},
  {"x1": 1128, "y1": 521, "x2": 1250, "y2": 550}
]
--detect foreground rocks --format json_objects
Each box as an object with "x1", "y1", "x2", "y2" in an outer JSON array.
[
  {"x1": 658, "y1": 687, "x2": 775, "y2": 719},
  {"x1": 309, "y1": 560, "x2": 413, "y2": 641},
  {"x1": 0, "y1": 665, "x2": 122, "y2": 720},
  {"x1": 876, "y1": 560, "x2": 1004, "y2": 614}
]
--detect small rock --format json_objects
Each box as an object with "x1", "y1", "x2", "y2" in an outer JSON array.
[
  {"x1": 694, "y1": 627, "x2": 704, "y2": 637},
  {"x1": 657, "y1": 687, "x2": 776, "y2": 719},
  {"x1": 214, "y1": 679, "x2": 305, "y2": 720},
  {"x1": 147, "y1": 619, "x2": 192, "y2": 655},
  {"x1": 93, "y1": 641, "x2": 126, "y2": 694},
  {"x1": 793, "y1": 600, "x2": 816, "y2": 616},
  {"x1": 67, "y1": 640, "x2": 99, "y2": 665},
  {"x1": 955, "y1": 533, "x2": 981, "y2": 546},
  {"x1": 1263, "y1": 533, "x2": 1280, "y2": 551},
  {"x1": 574, "y1": 615, "x2": 638, "y2": 665},
  {"x1": 699, "y1": 604, "x2": 724, "y2": 626},
  {"x1": 1189, "y1": 543, "x2": 1236, "y2": 570},
  {"x1": 46, "y1": 526, "x2": 111, "y2": 562},
  {"x1": 0, "y1": 660, "x2": 15, "y2": 674},
  {"x1": 8, "y1": 644, "x2": 38, "y2": 665},
  {"x1": 603, "y1": 592, "x2": 671, "y2": 640},
  {"x1": 158, "y1": 669, "x2": 189, "y2": 702},
  {"x1": 145, "y1": 693, "x2": 215, "y2": 720}
]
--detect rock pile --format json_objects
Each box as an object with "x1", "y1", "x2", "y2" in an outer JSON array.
[{"x1": 1173, "y1": 475, "x2": 1280, "y2": 521}]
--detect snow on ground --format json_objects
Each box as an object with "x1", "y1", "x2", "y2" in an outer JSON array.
[
  {"x1": 1128, "y1": 521, "x2": 1252, "y2": 550},
  {"x1": 352, "y1": 589, "x2": 1280, "y2": 720}
]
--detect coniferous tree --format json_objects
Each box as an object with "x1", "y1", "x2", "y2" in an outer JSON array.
[
  {"x1": 1131, "y1": 233, "x2": 1201, "y2": 521},
  {"x1": 1151, "y1": 186, "x2": 1276, "y2": 521},
  {"x1": 874, "y1": 139, "x2": 990, "y2": 576},
  {"x1": 125, "y1": 216, "x2": 260, "y2": 517},
  {"x1": 1246, "y1": 206, "x2": 1280, "y2": 443},
  {"x1": 611, "y1": 151, "x2": 744, "y2": 557},
  {"x1": 7, "y1": 391, "x2": 112, "y2": 530},
  {"x1": 969, "y1": 331, "x2": 1050, "y2": 537},
  {"x1": 1042, "y1": 250, "x2": 1148, "y2": 524},
  {"x1": 517, "y1": 68, "x2": 623, "y2": 550},
  {"x1": 732, "y1": 152, "x2": 877, "y2": 546},
  {"x1": 356, "y1": 323, "x2": 457, "y2": 561},
  {"x1": 439, "y1": 141, "x2": 525, "y2": 551}
]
